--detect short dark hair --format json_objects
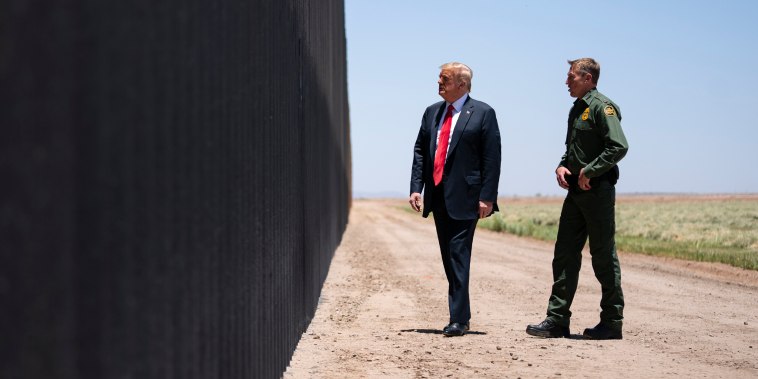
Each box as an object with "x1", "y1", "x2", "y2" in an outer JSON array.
[{"x1": 568, "y1": 58, "x2": 600, "y2": 84}]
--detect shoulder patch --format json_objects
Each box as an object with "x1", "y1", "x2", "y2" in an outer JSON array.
[
  {"x1": 581, "y1": 107, "x2": 589, "y2": 120},
  {"x1": 604, "y1": 105, "x2": 616, "y2": 116}
]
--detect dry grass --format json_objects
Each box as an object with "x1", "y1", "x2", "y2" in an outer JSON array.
[{"x1": 476, "y1": 194, "x2": 758, "y2": 270}]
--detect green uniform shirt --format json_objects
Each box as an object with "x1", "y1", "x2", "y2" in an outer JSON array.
[{"x1": 559, "y1": 88, "x2": 628, "y2": 178}]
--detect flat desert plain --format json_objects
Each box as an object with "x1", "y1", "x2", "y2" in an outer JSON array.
[{"x1": 285, "y1": 198, "x2": 758, "y2": 378}]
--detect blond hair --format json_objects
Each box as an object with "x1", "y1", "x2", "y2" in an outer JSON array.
[
  {"x1": 440, "y1": 62, "x2": 473, "y2": 91},
  {"x1": 568, "y1": 58, "x2": 600, "y2": 84}
]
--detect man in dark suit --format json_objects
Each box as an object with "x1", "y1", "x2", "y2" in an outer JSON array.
[{"x1": 409, "y1": 62, "x2": 501, "y2": 337}]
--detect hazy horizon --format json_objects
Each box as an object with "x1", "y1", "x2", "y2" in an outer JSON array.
[{"x1": 352, "y1": 190, "x2": 758, "y2": 199}]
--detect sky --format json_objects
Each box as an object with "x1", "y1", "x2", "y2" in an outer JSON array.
[{"x1": 344, "y1": 0, "x2": 758, "y2": 197}]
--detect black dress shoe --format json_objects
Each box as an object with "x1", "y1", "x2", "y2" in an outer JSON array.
[
  {"x1": 442, "y1": 322, "x2": 468, "y2": 336},
  {"x1": 583, "y1": 322, "x2": 622, "y2": 340},
  {"x1": 525, "y1": 319, "x2": 570, "y2": 338},
  {"x1": 442, "y1": 323, "x2": 470, "y2": 332}
]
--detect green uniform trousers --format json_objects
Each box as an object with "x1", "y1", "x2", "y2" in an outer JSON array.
[{"x1": 547, "y1": 180, "x2": 624, "y2": 330}]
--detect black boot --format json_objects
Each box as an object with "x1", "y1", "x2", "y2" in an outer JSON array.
[
  {"x1": 583, "y1": 322, "x2": 622, "y2": 340},
  {"x1": 526, "y1": 319, "x2": 570, "y2": 338}
]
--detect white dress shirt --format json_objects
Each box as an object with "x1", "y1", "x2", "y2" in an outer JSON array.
[{"x1": 436, "y1": 93, "x2": 469, "y2": 160}]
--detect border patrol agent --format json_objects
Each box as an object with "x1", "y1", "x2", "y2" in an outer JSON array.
[{"x1": 526, "y1": 58, "x2": 629, "y2": 340}]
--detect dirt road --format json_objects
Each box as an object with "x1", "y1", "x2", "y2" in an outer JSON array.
[{"x1": 285, "y1": 199, "x2": 758, "y2": 378}]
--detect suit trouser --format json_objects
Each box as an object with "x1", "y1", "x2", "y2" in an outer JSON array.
[
  {"x1": 546, "y1": 180, "x2": 624, "y2": 330},
  {"x1": 432, "y1": 188, "x2": 478, "y2": 325}
]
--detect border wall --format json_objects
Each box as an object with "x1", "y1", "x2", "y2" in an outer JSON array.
[{"x1": 0, "y1": 1, "x2": 350, "y2": 378}]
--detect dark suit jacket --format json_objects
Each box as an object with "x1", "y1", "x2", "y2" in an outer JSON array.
[{"x1": 410, "y1": 96, "x2": 501, "y2": 220}]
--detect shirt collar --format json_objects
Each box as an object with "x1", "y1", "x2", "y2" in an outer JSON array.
[
  {"x1": 447, "y1": 93, "x2": 469, "y2": 112},
  {"x1": 575, "y1": 87, "x2": 598, "y2": 106}
]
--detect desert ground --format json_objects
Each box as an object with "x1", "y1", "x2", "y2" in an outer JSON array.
[{"x1": 285, "y1": 199, "x2": 758, "y2": 378}]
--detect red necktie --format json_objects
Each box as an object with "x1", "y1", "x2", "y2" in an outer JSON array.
[{"x1": 433, "y1": 104, "x2": 455, "y2": 185}]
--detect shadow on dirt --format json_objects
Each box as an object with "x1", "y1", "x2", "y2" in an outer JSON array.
[{"x1": 400, "y1": 328, "x2": 488, "y2": 336}]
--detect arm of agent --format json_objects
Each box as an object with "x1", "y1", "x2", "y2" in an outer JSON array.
[{"x1": 557, "y1": 102, "x2": 627, "y2": 192}]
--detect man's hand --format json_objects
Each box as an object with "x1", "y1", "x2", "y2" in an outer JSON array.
[
  {"x1": 478, "y1": 200, "x2": 493, "y2": 219},
  {"x1": 556, "y1": 166, "x2": 572, "y2": 189},
  {"x1": 578, "y1": 168, "x2": 591, "y2": 190},
  {"x1": 409, "y1": 192, "x2": 422, "y2": 212}
]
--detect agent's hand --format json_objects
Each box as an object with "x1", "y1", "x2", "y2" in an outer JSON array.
[
  {"x1": 409, "y1": 192, "x2": 422, "y2": 212},
  {"x1": 578, "y1": 168, "x2": 591, "y2": 190},
  {"x1": 478, "y1": 200, "x2": 493, "y2": 219},
  {"x1": 556, "y1": 166, "x2": 572, "y2": 189}
]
